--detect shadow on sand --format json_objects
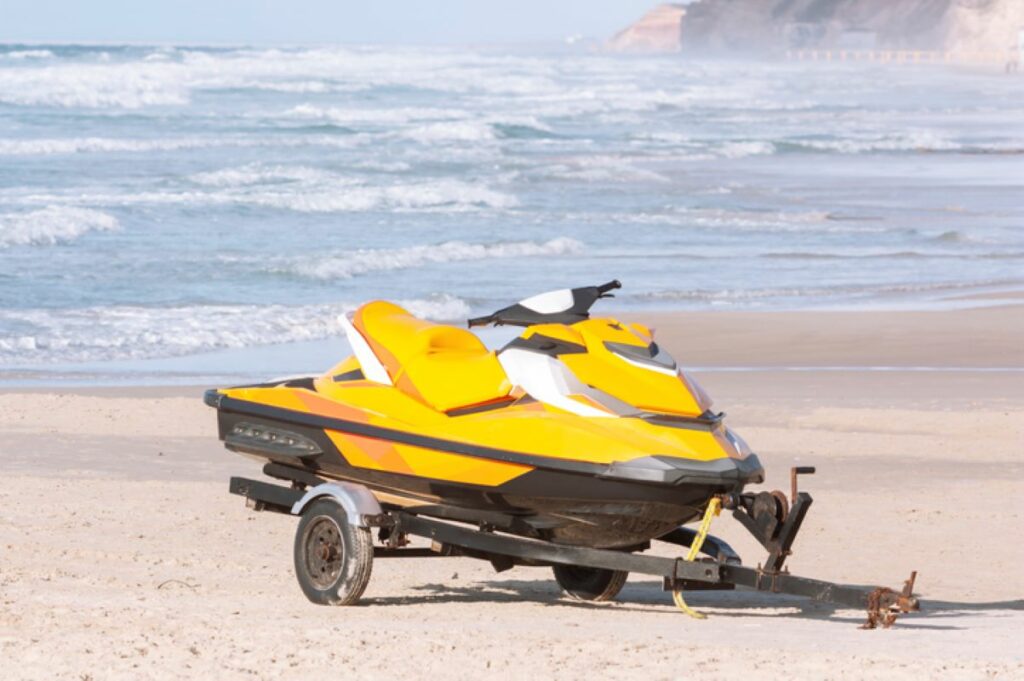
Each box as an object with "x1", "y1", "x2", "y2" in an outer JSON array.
[{"x1": 363, "y1": 578, "x2": 1023, "y2": 628}]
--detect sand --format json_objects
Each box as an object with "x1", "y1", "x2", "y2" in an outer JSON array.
[{"x1": 1, "y1": 307, "x2": 1022, "y2": 680}]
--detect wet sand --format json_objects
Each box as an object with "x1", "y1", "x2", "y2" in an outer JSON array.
[{"x1": 1, "y1": 306, "x2": 1022, "y2": 679}]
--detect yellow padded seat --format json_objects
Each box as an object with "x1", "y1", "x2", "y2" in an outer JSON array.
[{"x1": 351, "y1": 301, "x2": 512, "y2": 412}]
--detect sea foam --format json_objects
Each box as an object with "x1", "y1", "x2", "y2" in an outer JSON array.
[
  {"x1": 0, "y1": 206, "x2": 118, "y2": 247},
  {"x1": 0, "y1": 178, "x2": 517, "y2": 213},
  {"x1": 0, "y1": 134, "x2": 367, "y2": 156},
  {"x1": 1, "y1": 49, "x2": 54, "y2": 60},
  {"x1": 277, "y1": 237, "x2": 584, "y2": 280},
  {"x1": 785, "y1": 130, "x2": 962, "y2": 154},
  {"x1": 0, "y1": 295, "x2": 471, "y2": 364},
  {"x1": 0, "y1": 46, "x2": 561, "y2": 109},
  {"x1": 188, "y1": 164, "x2": 335, "y2": 187}
]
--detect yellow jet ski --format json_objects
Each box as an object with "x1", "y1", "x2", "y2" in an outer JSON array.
[
  {"x1": 206, "y1": 280, "x2": 763, "y2": 549},
  {"x1": 208, "y1": 281, "x2": 920, "y2": 623}
]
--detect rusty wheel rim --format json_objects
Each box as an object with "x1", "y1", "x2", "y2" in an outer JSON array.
[{"x1": 303, "y1": 516, "x2": 344, "y2": 589}]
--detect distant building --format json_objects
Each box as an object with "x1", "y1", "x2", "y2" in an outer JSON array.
[
  {"x1": 783, "y1": 23, "x2": 827, "y2": 49},
  {"x1": 837, "y1": 29, "x2": 878, "y2": 50}
]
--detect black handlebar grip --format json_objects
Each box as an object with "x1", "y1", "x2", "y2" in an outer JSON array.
[
  {"x1": 467, "y1": 315, "x2": 495, "y2": 328},
  {"x1": 597, "y1": 279, "x2": 622, "y2": 294}
]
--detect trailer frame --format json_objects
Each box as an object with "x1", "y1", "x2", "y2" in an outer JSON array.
[{"x1": 228, "y1": 466, "x2": 918, "y2": 628}]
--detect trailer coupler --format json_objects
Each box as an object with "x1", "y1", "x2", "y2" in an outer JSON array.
[
  {"x1": 708, "y1": 466, "x2": 919, "y2": 628},
  {"x1": 862, "y1": 571, "x2": 920, "y2": 629}
]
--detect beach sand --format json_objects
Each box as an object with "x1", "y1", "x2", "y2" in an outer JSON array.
[{"x1": 1, "y1": 307, "x2": 1022, "y2": 680}]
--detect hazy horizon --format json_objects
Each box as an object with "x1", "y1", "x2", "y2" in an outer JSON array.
[{"x1": 3, "y1": 0, "x2": 669, "y2": 45}]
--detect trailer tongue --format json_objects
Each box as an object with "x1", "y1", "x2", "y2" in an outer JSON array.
[{"x1": 229, "y1": 464, "x2": 919, "y2": 628}]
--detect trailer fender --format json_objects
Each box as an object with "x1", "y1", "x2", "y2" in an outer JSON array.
[{"x1": 291, "y1": 482, "x2": 383, "y2": 528}]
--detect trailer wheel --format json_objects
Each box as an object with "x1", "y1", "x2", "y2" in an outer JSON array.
[
  {"x1": 293, "y1": 499, "x2": 373, "y2": 606},
  {"x1": 552, "y1": 564, "x2": 628, "y2": 602}
]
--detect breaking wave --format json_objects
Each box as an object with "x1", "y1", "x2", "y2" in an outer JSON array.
[
  {"x1": 635, "y1": 132, "x2": 1021, "y2": 157},
  {"x1": 1, "y1": 49, "x2": 54, "y2": 60},
  {"x1": 188, "y1": 164, "x2": 334, "y2": 187},
  {"x1": 244, "y1": 179, "x2": 517, "y2": 212},
  {"x1": 0, "y1": 61, "x2": 189, "y2": 108},
  {"x1": 0, "y1": 134, "x2": 368, "y2": 156},
  {"x1": 0, "y1": 206, "x2": 118, "y2": 247},
  {"x1": 400, "y1": 121, "x2": 498, "y2": 143},
  {"x1": 283, "y1": 104, "x2": 470, "y2": 126},
  {"x1": 0, "y1": 137, "x2": 212, "y2": 156},
  {"x1": 0, "y1": 46, "x2": 560, "y2": 109},
  {"x1": 717, "y1": 141, "x2": 776, "y2": 158},
  {"x1": 2, "y1": 178, "x2": 517, "y2": 213},
  {"x1": 275, "y1": 237, "x2": 584, "y2": 280},
  {"x1": 0, "y1": 295, "x2": 470, "y2": 364},
  {"x1": 778, "y1": 131, "x2": 962, "y2": 154},
  {"x1": 608, "y1": 207, "x2": 863, "y2": 234},
  {"x1": 537, "y1": 157, "x2": 669, "y2": 184}
]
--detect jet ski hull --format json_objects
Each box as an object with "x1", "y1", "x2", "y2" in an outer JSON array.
[{"x1": 211, "y1": 391, "x2": 763, "y2": 548}]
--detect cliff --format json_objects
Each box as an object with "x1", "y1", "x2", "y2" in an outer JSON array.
[
  {"x1": 945, "y1": 0, "x2": 1024, "y2": 52},
  {"x1": 612, "y1": 0, "x2": 1023, "y2": 55},
  {"x1": 606, "y1": 4, "x2": 687, "y2": 53}
]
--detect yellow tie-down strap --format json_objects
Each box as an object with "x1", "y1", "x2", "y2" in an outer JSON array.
[{"x1": 672, "y1": 496, "x2": 722, "y2": 619}]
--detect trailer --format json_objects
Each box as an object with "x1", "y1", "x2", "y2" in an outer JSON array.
[{"x1": 229, "y1": 463, "x2": 919, "y2": 629}]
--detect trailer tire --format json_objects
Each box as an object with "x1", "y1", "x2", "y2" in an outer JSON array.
[
  {"x1": 552, "y1": 564, "x2": 628, "y2": 602},
  {"x1": 293, "y1": 499, "x2": 373, "y2": 606}
]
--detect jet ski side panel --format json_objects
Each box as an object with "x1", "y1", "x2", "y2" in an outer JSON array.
[
  {"x1": 306, "y1": 381, "x2": 741, "y2": 468},
  {"x1": 211, "y1": 392, "x2": 763, "y2": 548},
  {"x1": 213, "y1": 388, "x2": 761, "y2": 483}
]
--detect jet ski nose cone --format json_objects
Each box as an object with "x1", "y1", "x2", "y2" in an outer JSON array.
[{"x1": 600, "y1": 454, "x2": 765, "y2": 487}]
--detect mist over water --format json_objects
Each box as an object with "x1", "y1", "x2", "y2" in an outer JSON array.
[{"x1": 1, "y1": 44, "x2": 1022, "y2": 372}]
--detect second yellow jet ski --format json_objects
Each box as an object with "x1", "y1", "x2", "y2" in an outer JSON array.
[{"x1": 206, "y1": 280, "x2": 763, "y2": 549}]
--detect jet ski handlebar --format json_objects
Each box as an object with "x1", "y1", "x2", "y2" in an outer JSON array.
[
  {"x1": 466, "y1": 314, "x2": 499, "y2": 328},
  {"x1": 467, "y1": 280, "x2": 622, "y2": 328}
]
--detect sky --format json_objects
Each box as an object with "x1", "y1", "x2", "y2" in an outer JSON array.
[{"x1": 2, "y1": 0, "x2": 668, "y2": 45}]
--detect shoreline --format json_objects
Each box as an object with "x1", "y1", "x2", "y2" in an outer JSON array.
[{"x1": 3, "y1": 303, "x2": 1021, "y2": 388}]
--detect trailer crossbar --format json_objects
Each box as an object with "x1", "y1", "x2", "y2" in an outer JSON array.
[{"x1": 394, "y1": 512, "x2": 721, "y2": 585}]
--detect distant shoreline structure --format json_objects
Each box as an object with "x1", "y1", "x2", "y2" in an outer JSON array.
[
  {"x1": 608, "y1": 0, "x2": 1024, "y2": 66},
  {"x1": 785, "y1": 47, "x2": 1017, "y2": 69}
]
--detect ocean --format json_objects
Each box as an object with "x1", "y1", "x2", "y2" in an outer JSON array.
[{"x1": 1, "y1": 44, "x2": 1022, "y2": 383}]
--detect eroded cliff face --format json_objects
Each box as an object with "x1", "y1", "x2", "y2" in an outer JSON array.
[
  {"x1": 681, "y1": 0, "x2": 953, "y2": 52},
  {"x1": 606, "y1": 4, "x2": 687, "y2": 53},
  {"x1": 613, "y1": 0, "x2": 1023, "y2": 55},
  {"x1": 945, "y1": 0, "x2": 1024, "y2": 51}
]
